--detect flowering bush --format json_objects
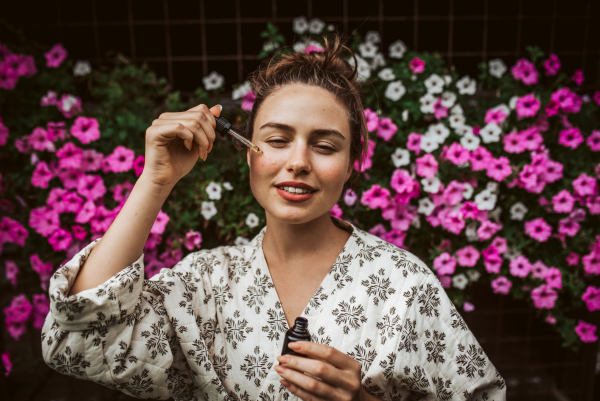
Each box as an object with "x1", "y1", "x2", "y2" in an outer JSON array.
[{"x1": 1, "y1": 18, "x2": 599, "y2": 377}]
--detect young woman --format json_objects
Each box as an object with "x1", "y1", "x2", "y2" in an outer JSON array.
[{"x1": 42, "y1": 37, "x2": 506, "y2": 401}]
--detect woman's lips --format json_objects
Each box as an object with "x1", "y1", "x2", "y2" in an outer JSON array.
[{"x1": 276, "y1": 187, "x2": 316, "y2": 201}]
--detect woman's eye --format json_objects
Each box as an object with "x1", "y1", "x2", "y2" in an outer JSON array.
[
  {"x1": 267, "y1": 140, "x2": 287, "y2": 145},
  {"x1": 316, "y1": 145, "x2": 335, "y2": 152}
]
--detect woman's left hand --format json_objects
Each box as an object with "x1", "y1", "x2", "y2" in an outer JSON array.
[{"x1": 274, "y1": 341, "x2": 376, "y2": 401}]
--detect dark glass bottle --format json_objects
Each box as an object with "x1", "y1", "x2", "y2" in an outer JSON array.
[{"x1": 279, "y1": 317, "x2": 311, "y2": 364}]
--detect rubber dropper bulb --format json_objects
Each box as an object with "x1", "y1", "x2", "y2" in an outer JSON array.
[{"x1": 280, "y1": 317, "x2": 312, "y2": 363}]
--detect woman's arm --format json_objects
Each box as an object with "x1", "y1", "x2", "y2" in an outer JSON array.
[{"x1": 68, "y1": 176, "x2": 173, "y2": 296}]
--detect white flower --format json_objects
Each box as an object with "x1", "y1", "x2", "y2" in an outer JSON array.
[
  {"x1": 421, "y1": 177, "x2": 441, "y2": 193},
  {"x1": 293, "y1": 41, "x2": 307, "y2": 53},
  {"x1": 371, "y1": 53, "x2": 386, "y2": 69},
  {"x1": 440, "y1": 91, "x2": 456, "y2": 108},
  {"x1": 378, "y1": 68, "x2": 395, "y2": 81},
  {"x1": 293, "y1": 16, "x2": 308, "y2": 34},
  {"x1": 420, "y1": 136, "x2": 439, "y2": 153},
  {"x1": 205, "y1": 182, "x2": 222, "y2": 200},
  {"x1": 245, "y1": 212, "x2": 260, "y2": 228},
  {"x1": 486, "y1": 182, "x2": 499, "y2": 193},
  {"x1": 222, "y1": 182, "x2": 233, "y2": 191},
  {"x1": 359, "y1": 42, "x2": 378, "y2": 58},
  {"x1": 452, "y1": 274, "x2": 468, "y2": 290},
  {"x1": 510, "y1": 202, "x2": 528, "y2": 220},
  {"x1": 467, "y1": 269, "x2": 481, "y2": 282},
  {"x1": 262, "y1": 41, "x2": 280, "y2": 52},
  {"x1": 349, "y1": 55, "x2": 370, "y2": 82},
  {"x1": 488, "y1": 58, "x2": 507, "y2": 78},
  {"x1": 466, "y1": 222, "x2": 479, "y2": 242},
  {"x1": 411, "y1": 215, "x2": 421, "y2": 229},
  {"x1": 419, "y1": 93, "x2": 436, "y2": 113},
  {"x1": 388, "y1": 40, "x2": 407, "y2": 59},
  {"x1": 327, "y1": 24, "x2": 335, "y2": 31},
  {"x1": 443, "y1": 75, "x2": 452, "y2": 85},
  {"x1": 234, "y1": 236, "x2": 249, "y2": 245},
  {"x1": 479, "y1": 123, "x2": 502, "y2": 143},
  {"x1": 455, "y1": 124, "x2": 473, "y2": 136},
  {"x1": 418, "y1": 197, "x2": 436, "y2": 216},
  {"x1": 509, "y1": 96, "x2": 519, "y2": 109},
  {"x1": 450, "y1": 104, "x2": 464, "y2": 116},
  {"x1": 426, "y1": 123, "x2": 450, "y2": 144},
  {"x1": 203, "y1": 71, "x2": 224, "y2": 90},
  {"x1": 474, "y1": 189, "x2": 497, "y2": 211},
  {"x1": 391, "y1": 148, "x2": 410, "y2": 167},
  {"x1": 456, "y1": 75, "x2": 477, "y2": 95},
  {"x1": 201, "y1": 201, "x2": 217, "y2": 220},
  {"x1": 73, "y1": 60, "x2": 91, "y2": 76},
  {"x1": 449, "y1": 114, "x2": 466, "y2": 129},
  {"x1": 365, "y1": 31, "x2": 381, "y2": 44},
  {"x1": 460, "y1": 132, "x2": 480, "y2": 150},
  {"x1": 308, "y1": 18, "x2": 325, "y2": 34},
  {"x1": 402, "y1": 110, "x2": 409, "y2": 121},
  {"x1": 385, "y1": 81, "x2": 406, "y2": 101},
  {"x1": 504, "y1": 248, "x2": 522, "y2": 260},
  {"x1": 463, "y1": 183, "x2": 474, "y2": 200},
  {"x1": 424, "y1": 74, "x2": 444, "y2": 94},
  {"x1": 488, "y1": 206, "x2": 502, "y2": 220},
  {"x1": 232, "y1": 81, "x2": 251, "y2": 100}
]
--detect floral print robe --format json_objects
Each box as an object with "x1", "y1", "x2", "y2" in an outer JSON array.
[{"x1": 42, "y1": 217, "x2": 506, "y2": 400}]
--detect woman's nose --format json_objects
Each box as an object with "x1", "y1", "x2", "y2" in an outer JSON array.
[{"x1": 286, "y1": 143, "x2": 311, "y2": 174}]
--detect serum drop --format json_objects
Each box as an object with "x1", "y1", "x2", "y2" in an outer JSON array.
[{"x1": 280, "y1": 317, "x2": 311, "y2": 363}]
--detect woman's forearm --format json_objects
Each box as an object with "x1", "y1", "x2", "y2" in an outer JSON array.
[{"x1": 67, "y1": 176, "x2": 174, "y2": 296}]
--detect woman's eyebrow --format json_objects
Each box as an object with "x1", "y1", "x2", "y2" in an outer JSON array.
[{"x1": 259, "y1": 122, "x2": 346, "y2": 140}]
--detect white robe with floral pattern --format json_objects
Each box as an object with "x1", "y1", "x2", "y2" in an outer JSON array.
[{"x1": 42, "y1": 217, "x2": 506, "y2": 401}]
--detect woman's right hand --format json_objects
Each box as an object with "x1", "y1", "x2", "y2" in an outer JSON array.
[{"x1": 141, "y1": 104, "x2": 221, "y2": 188}]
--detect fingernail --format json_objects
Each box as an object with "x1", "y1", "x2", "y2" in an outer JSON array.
[
  {"x1": 186, "y1": 141, "x2": 192, "y2": 151},
  {"x1": 274, "y1": 365, "x2": 285, "y2": 373},
  {"x1": 278, "y1": 356, "x2": 289, "y2": 364},
  {"x1": 217, "y1": 104, "x2": 222, "y2": 111}
]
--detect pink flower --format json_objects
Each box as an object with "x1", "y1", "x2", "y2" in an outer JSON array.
[
  {"x1": 29, "y1": 126, "x2": 54, "y2": 152},
  {"x1": 46, "y1": 187, "x2": 69, "y2": 213},
  {"x1": 377, "y1": 117, "x2": 397, "y2": 141},
  {"x1": 558, "y1": 218, "x2": 580, "y2": 237},
  {"x1": 484, "y1": 108, "x2": 507, "y2": 125},
  {"x1": 531, "y1": 260, "x2": 549, "y2": 279},
  {"x1": 575, "y1": 321, "x2": 598, "y2": 343},
  {"x1": 460, "y1": 201, "x2": 479, "y2": 219},
  {"x1": 545, "y1": 267, "x2": 562, "y2": 289},
  {"x1": 558, "y1": 128, "x2": 584, "y2": 149},
  {"x1": 241, "y1": 91, "x2": 256, "y2": 111},
  {"x1": 106, "y1": 146, "x2": 135, "y2": 173},
  {"x1": 2, "y1": 351, "x2": 12, "y2": 376},
  {"x1": 503, "y1": 131, "x2": 526, "y2": 153},
  {"x1": 29, "y1": 206, "x2": 59, "y2": 237},
  {"x1": 524, "y1": 217, "x2": 552, "y2": 242},
  {"x1": 361, "y1": 184, "x2": 390, "y2": 210},
  {"x1": 32, "y1": 294, "x2": 49, "y2": 330},
  {"x1": 344, "y1": 189, "x2": 357, "y2": 206},
  {"x1": 44, "y1": 43, "x2": 68, "y2": 67},
  {"x1": 587, "y1": 196, "x2": 600, "y2": 215},
  {"x1": 491, "y1": 276, "x2": 512, "y2": 295},
  {"x1": 330, "y1": 203, "x2": 343, "y2": 219},
  {"x1": 463, "y1": 302, "x2": 475, "y2": 312},
  {"x1": 75, "y1": 199, "x2": 96, "y2": 224},
  {"x1": 364, "y1": 109, "x2": 379, "y2": 132},
  {"x1": 409, "y1": 57, "x2": 425, "y2": 73},
  {"x1": 440, "y1": 209, "x2": 465, "y2": 235},
  {"x1": 385, "y1": 229, "x2": 406, "y2": 248},
  {"x1": 77, "y1": 174, "x2": 106, "y2": 200},
  {"x1": 544, "y1": 160, "x2": 563, "y2": 183},
  {"x1": 582, "y1": 286, "x2": 600, "y2": 312},
  {"x1": 145, "y1": 234, "x2": 163, "y2": 250},
  {"x1": 64, "y1": 191, "x2": 83, "y2": 213},
  {"x1": 582, "y1": 250, "x2": 600, "y2": 274},
  {"x1": 354, "y1": 139, "x2": 375, "y2": 172},
  {"x1": 390, "y1": 169, "x2": 415, "y2": 194},
  {"x1": 510, "y1": 255, "x2": 531, "y2": 277},
  {"x1": 551, "y1": 88, "x2": 581, "y2": 114},
  {"x1": 552, "y1": 190, "x2": 574, "y2": 213},
  {"x1": 41, "y1": 90, "x2": 57, "y2": 106},
  {"x1": 442, "y1": 181, "x2": 464, "y2": 206},
  {"x1": 57, "y1": 167, "x2": 84, "y2": 189},
  {"x1": 304, "y1": 44, "x2": 324, "y2": 54},
  {"x1": 491, "y1": 236, "x2": 507, "y2": 253},
  {"x1": 573, "y1": 173, "x2": 597, "y2": 197},
  {"x1": 70, "y1": 116, "x2": 100, "y2": 144},
  {"x1": 531, "y1": 284, "x2": 557, "y2": 309},
  {"x1": 89, "y1": 205, "x2": 116, "y2": 234},
  {"x1": 433, "y1": 252, "x2": 456, "y2": 275},
  {"x1": 477, "y1": 220, "x2": 502, "y2": 241},
  {"x1": 456, "y1": 246, "x2": 480, "y2": 267},
  {"x1": 515, "y1": 94, "x2": 540, "y2": 119},
  {"x1": 368, "y1": 223, "x2": 387, "y2": 239},
  {"x1": 183, "y1": 230, "x2": 203, "y2": 251},
  {"x1": 520, "y1": 128, "x2": 543, "y2": 151},
  {"x1": 566, "y1": 252, "x2": 580, "y2": 266},
  {"x1": 30, "y1": 254, "x2": 53, "y2": 291},
  {"x1": 587, "y1": 131, "x2": 600, "y2": 151},
  {"x1": 594, "y1": 91, "x2": 600, "y2": 106},
  {"x1": 31, "y1": 162, "x2": 54, "y2": 188},
  {"x1": 486, "y1": 157, "x2": 512, "y2": 182},
  {"x1": 471, "y1": 146, "x2": 493, "y2": 171},
  {"x1": 0, "y1": 117, "x2": 8, "y2": 146},
  {"x1": 57, "y1": 94, "x2": 82, "y2": 118},
  {"x1": 511, "y1": 58, "x2": 538, "y2": 85},
  {"x1": 81, "y1": 149, "x2": 104, "y2": 172},
  {"x1": 112, "y1": 181, "x2": 134, "y2": 203},
  {"x1": 484, "y1": 257, "x2": 503, "y2": 274},
  {"x1": 406, "y1": 133, "x2": 422, "y2": 155},
  {"x1": 48, "y1": 228, "x2": 73, "y2": 251},
  {"x1": 445, "y1": 143, "x2": 470, "y2": 165},
  {"x1": 5, "y1": 261, "x2": 18, "y2": 287},
  {"x1": 572, "y1": 70, "x2": 584, "y2": 85},
  {"x1": 415, "y1": 154, "x2": 438, "y2": 178},
  {"x1": 0, "y1": 217, "x2": 28, "y2": 246},
  {"x1": 56, "y1": 142, "x2": 83, "y2": 169},
  {"x1": 133, "y1": 155, "x2": 145, "y2": 176},
  {"x1": 151, "y1": 209, "x2": 170, "y2": 235},
  {"x1": 544, "y1": 54, "x2": 560, "y2": 76},
  {"x1": 433, "y1": 98, "x2": 448, "y2": 119},
  {"x1": 438, "y1": 275, "x2": 451, "y2": 288},
  {"x1": 71, "y1": 225, "x2": 87, "y2": 241}
]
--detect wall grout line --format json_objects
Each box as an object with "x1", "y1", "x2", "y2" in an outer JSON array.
[
  {"x1": 200, "y1": 0, "x2": 208, "y2": 76},
  {"x1": 447, "y1": 0, "x2": 453, "y2": 67},
  {"x1": 163, "y1": 0, "x2": 173, "y2": 88},
  {"x1": 91, "y1": 0, "x2": 101, "y2": 61},
  {"x1": 127, "y1": 0, "x2": 136, "y2": 61}
]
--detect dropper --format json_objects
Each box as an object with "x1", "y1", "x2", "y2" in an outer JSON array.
[{"x1": 213, "y1": 114, "x2": 264, "y2": 155}]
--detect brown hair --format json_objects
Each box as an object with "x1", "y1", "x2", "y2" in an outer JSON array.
[{"x1": 241, "y1": 34, "x2": 369, "y2": 181}]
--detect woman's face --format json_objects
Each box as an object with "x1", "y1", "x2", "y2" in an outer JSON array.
[{"x1": 248, "y1": 84, "x2": 353, "y2": 225}]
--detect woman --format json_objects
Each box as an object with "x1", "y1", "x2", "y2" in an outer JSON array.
[{"x1": 42, "y1": 37, "x2": 505, "y2": 401}]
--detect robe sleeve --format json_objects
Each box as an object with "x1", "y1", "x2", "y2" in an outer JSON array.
[
  {"x1": 41, "y1": 238, "x2": 207, "y2": 400},
  {"x1": 391, "y1": 273, "x2": 506, "y2": 401}
]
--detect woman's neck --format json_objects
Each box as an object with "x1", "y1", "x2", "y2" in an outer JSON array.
[{"x1": 262, "y1": 213, "x2": 350, "y2": 269}]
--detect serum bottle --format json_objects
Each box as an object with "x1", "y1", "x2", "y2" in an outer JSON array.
[{"x1": 280, "y1": 317, "x2": 311, "y2": 364}]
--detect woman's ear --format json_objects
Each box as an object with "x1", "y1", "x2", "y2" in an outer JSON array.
[{"x1": 345, "y1": 160, "x2": 354, "y2": 183}]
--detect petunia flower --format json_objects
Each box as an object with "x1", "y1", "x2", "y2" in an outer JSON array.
[
  {"x1": 575, "y1": 321, "x2": 598, "y2": 343},
  {"x1": 573, "y1": 173, "x2": 598, "y2": 197},
  {"x1": 105, "y1": 146, "x2": 135, "y2": 173},
  {"x1": 491, "y1": 276, "x2": 512, "y2": 294},
  {"x1": 509, "y1": 255, "x2": 532, "y2": 277},
  {"x1": 531, "y1": 284, "x2": 558, "y2": 309},
  {"x1": 151, "y1": 210, "x2": 170, "y2": 235},
  {"x1": 558, "y1": 128, "x2": 584, "y2": 149},
  {"x1": 543, "y1": 54, "x2": 560, "y2": 76},
  {"x1": 361, "y1": 184, "x2": 390, "y2": 210},
  {"x1": 524, "y1": 217, "x2": 552, "y2": 242},
  {"x1": 48, "y1": 228, "x2": 73, "y2": 251},
  {"x1": 344, "y1": 189, "x2": 357, "y2": 206},
  {"x1": 582, "y1": 286, "x2": 600, "y2": 312},
  {"x1": 456, "y1": 246, "x2": 480, "y2": 267},
  {"x1": 552, "y1": 190, "x2": 575, "y2": 213},
  {"x1": 511, "y1": 58, "x2": 538, "y2": 85},
  {"x1": 515, "y1": 94, "x2": 540, "y2": 119},
  {"x1": 572, "y1": 70, "x2": 585, "y2": 85},
  {"x1": 330, "y1": 204, "x2": 343, "y2": 219},
  {"x1": 57, "y1": 94, "x2": 82, "y2": 118},
  {"x1": 409, "y1": 57, "x2": 425, "y2": 73},
  {"x1": 44, "y1": 43, "x2": 68, "y2": 68},
  {"x1": 377, "y1": 117, "x2": 398, "y2": 141},
  {"x1": 433, "y1": 252, "x2": 456, "y2": 275},
  {"x1": 70, "y1": 116, "x2": 100, "y2": 144}
]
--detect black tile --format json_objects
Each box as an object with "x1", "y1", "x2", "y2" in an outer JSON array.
[
  {"x1": 170, "y1": 24, "x2": 203, "y2": 57},
  {"x1": 520, "y1": 19, "x2": 552, "y2": 54},
  {"x1": 134, "y1": 25, "x2": 167, "y2": 57},
  {"x1": 554, "y1": 18, "x2": 586, "y2": 52},
  {"x1": 132, "y1": 0, "x2": 164, "y2": 20},
  {"x1": 243, "y1": 58, "x2": 262, "y2": 81},
  {"x1": 313, "y1": 0, "x2": 344, "y2": 18},
  {"x1": 96, "y1": 0, "x2": 129, "y2": 22},
  {"x1": 169, "y1": 0, "x2": 200, "y2": 20},
  {"x1": 418, "y1": 20, "x2": 448, "y2": 52},
  {"x1": 453, "y1": 20, "x2": 484, "y2": 52},
  {"x1": 275, "y1": 0, "x2": 307, "y2": 19},
  {"x1": 61, "y1": 26, "x2": 97, "y2": 59},
  {"x1": 24, "y1": 26, "x2": 62, "y2": 49},
  {"x1": 59, "y1": 0, "x2": 93, "y2": 24},
  {"x1": 204, "y1": 0, "x2": 236, "y2": 20},
  {"x1": 146, "y1": 61, "x2": 169, "y2": 80},
  {"x1": 98, "y1": 25, "x2": 131, "y2": 58},
  {"x1": 453, "y1": 0, "x2": 484, "y2": 16},
  {"x1": 522, "y1": 0, "x2": 553, "y2": 17},
  {"x1": 382, "y1": 20, "x2": 414, "y2": 52},
  {"x1": 348, "y1": 2, "x2": 375, "y2": 17},
  {"x1": 488, "y1": 0, "x2": 519, "y2": 16},
  {"x1": 172, "y1": 61, "x2": 204, "y2": 92},
  {"x1": 347, "y1": 21, "x2": 380, "y2": 41},
  {"x1": 556, "y1": 0, "x2": 588, "y2": 16},
  {"x1": 242, "y1": 23, "x2": 267, "y2": 55},
  {"x1": 451, "y1": 56, "x2": 481, "y2": 79},
  {"x1": 19, "y1": 2, "x2": 58, "y2": 26},
  {"x1": 205, "y1": 23, "x2": 237, "y2": 56},
  {"x1": 240, "y1": 0, "x2": 272, "y2": 19},
  {"x1": 383, "y1": 0, "x2": 414, "y2": 17},
  {"x1": 418, "y1": 0, "x2": 449, "y2": 17},
  {"x1": 487, "y1": 18, "x2": 518, "y2": 52}
]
